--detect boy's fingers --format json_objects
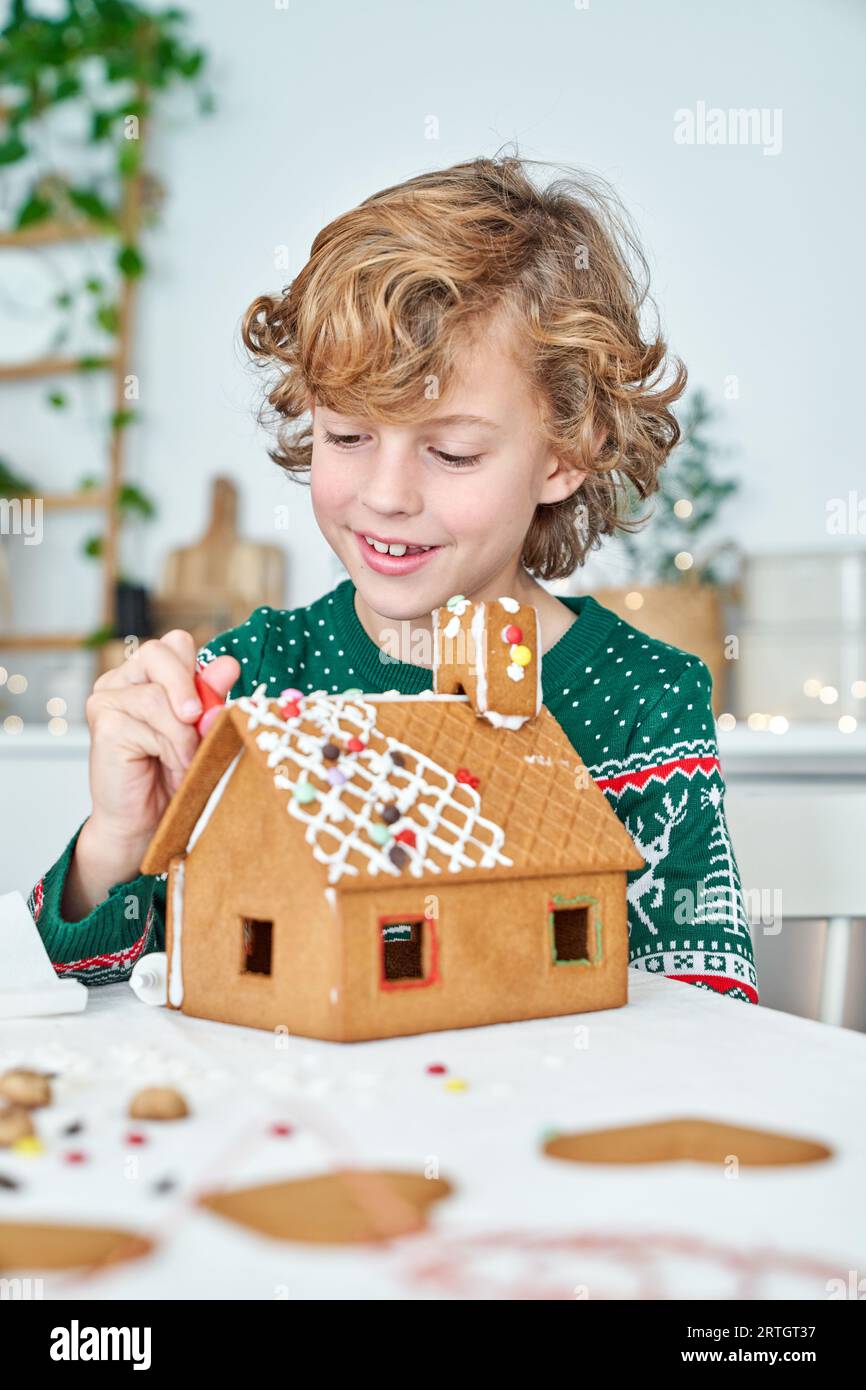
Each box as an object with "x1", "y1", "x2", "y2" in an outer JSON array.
[
  {"x1": 102, "y1": 636, "x2": 201, "y2": 720},
  {"x1": 88, "y1": 683, "x2": 200, "y2": 771}
]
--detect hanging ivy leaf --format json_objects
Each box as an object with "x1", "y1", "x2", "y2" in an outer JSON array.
[
  {"x1": 117, "y1": 140, "x2": 141, "y2": 178},
  {"x1": 95, "y1": 301, "x2": 119, "y2": 335},
  {"x1": 77, "y1": 354, "x2": 113, "y2": 372},
  {"x1": 83, "y1": 536, "x2": 104, "y2": 559},
  {"x1": 47, "y1": 391, "x2": 67, "y2": 409},
  {"x1": 68, "y1": 187, "x2": 115, "y2": 223},
  {"x1": 14, "y1": 193, "x2": 53, "y2": 229},
  {"x1": 0, "y1": 135, "x2": 28, "y2": 165},
  {"x1": 118, "y1": 483, "x2": 156, "y2": 518},
  {"x1": 110, "y1": 408, "x2": 138, "y2": 430},
  {"x1": 116, "y1": 243, "x2": 145, "y2": 278}
]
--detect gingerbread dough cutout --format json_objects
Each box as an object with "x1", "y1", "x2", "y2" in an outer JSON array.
[
  {"x1": 543, "y1": 1117, "x2": 832, "y2": 1166},
  {"x1": 198, "y1": 1167, "x2": 453, "y2": 1244},
  {"x1": 0, "y1": 1222, "x2": 152, "y2": 1274}
]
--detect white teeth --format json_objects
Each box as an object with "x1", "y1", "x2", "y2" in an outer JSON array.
[{"x1": 364, "y1": 536, "x2": 432, "y2": 556}]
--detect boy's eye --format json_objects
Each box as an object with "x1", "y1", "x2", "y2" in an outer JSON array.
[{"x1": 322, "y1": 427, "x2": 480, "y2": 468}]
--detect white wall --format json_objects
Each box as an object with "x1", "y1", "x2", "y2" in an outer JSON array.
[{"x1": 2, "y1": 0, "x2": 864, "y2": 620}]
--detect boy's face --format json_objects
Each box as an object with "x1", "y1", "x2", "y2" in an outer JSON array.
[{"x1": 309, "y1": 315, "x2": 585, "y2": 622}]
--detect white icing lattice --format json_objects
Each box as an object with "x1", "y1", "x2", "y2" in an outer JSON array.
[{"x1": 236, "y1": 687, "x2": 513, "y2": 886}]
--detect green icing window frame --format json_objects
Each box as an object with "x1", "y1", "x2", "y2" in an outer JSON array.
[{"x1": 547, "y1": 893, "x2": 602, "y2": 967}]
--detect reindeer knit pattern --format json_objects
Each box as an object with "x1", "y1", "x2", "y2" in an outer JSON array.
[{"x1": 28, "y1": 579, "x2": 758, "y2": 1004}]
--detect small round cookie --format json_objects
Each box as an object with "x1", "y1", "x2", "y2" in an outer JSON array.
[
  {"x1": 129, "y1": 1087, "x2": 189, "y2": 1121},
  {"x1": 0, "y1": 1104, "x2": 36, "y2": 1147},
  {"x1": 0, "y1": 1068, "x2": 52, "y2": 1109}
]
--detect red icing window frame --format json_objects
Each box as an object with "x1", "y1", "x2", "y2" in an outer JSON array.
[{"x1": 378, "y1": 910, "x2": 441, "y2": 992}]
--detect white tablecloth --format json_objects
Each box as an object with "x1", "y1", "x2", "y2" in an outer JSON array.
[{"x1": 2, "y1": 972, "x2": 864, "y2": 1300}]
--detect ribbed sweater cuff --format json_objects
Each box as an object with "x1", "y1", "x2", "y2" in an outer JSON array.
[{"x1": 32, "y1": 821, "x2": 158, "y2": 967}]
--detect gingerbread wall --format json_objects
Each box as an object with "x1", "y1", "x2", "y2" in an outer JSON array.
[
  {"x1": 169, "y1": 750, "x2": 343, "y2": 1038},
  {"x1": 333, "y1": 870, "x2": 629, "y2": 1042}
]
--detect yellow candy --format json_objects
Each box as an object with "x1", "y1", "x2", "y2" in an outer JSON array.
[
  {"x1": 510, "y1": 644, "x2": 532, "y2": 666},
  {"x1": 444, "y1": 1078, "x2": 468, "y2": 1092},
  {"x1": 13, "y1": 1136, "x2": 44, "y2": 1156}
]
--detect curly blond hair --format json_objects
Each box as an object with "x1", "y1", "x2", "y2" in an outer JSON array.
[{"x1": 241, "y1": 149, "x2": 687, "y2": 580}]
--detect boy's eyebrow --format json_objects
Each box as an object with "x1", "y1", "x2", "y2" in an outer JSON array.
[
  {"x1": 425, "y1": 413, "x2": 501, "y2": 430},
  {"x1": 320, "y1": 407, "x2": 499, "y2": 431}
]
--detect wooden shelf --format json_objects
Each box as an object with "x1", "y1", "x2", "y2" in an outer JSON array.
[
  {"x1": 11, "y1": 491, "x2": 110, "y2": 510},
  {"x1": 0, "y1": 633, "x2": 90, "y2": 650},
  {"x1": 0, "y1": 354, "x2": 116, "y2": 382},
  {"x1": 0, "y1": 220, "x2": 112, "y2": 248}
]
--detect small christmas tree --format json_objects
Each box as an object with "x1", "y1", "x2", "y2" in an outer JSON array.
[{"x1": 618, "y1": 390, "x2": 740, "y2": 587}]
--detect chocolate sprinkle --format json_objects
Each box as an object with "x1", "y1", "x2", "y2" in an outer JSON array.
[
  {"x1": 380, "y1": 804, "x2": 400, "y2": 825},
  {"x1": 390, "y1": 750, "x2": 406, "y2": 767},
  {"x1": 0, "y1": 1173, "x2": 20, "y2": 1190},
  {"x1": 389, "y1": 845, "x2": 409, "y2": 869},
  {"x1": 152, "y1": 1176, "x2": 177, "y2": 1195},
  {"x1": 62, "y1": 1120, "x2": 84, "y2": 1136},
  {"x1": 322, "y1": 742, "x2": 341, "y2": 762}
]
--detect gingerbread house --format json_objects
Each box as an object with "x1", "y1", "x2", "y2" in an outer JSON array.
[{"x1": 140, "y1": 594, "x2": 644, "y2": 1042}]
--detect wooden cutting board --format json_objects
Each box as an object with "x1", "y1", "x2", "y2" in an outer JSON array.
[{"x1": 153, "y1": 476, "x2": 285, "y2": 646}]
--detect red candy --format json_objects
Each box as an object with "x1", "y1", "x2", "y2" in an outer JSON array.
[
  {"x1": 270, "y1": 1122, "x2": 294, "y2": 1138},
  {"x1": 504, "y1": 624, "x2": 523, "y2": 644},
  {"x1": 456, "y1": 766, "x2": 480, "y2": 789},
  {"x1": 395, "y1": 828, "x2": 416, "y2": 847},
  {"x1": 64, "y1": 1151, "x2": 88, "y2": 1164},
  {"x1": 125, "y1": 1132, "x2": 147, "y2": 1146},
  {"x1": 279, "y1": 700, "x2": 301, "y2": 719},
  {"x1": 346, "y1": 737, "x2": 366, "y2": 753},
  {"x1": 426, "y1": 1063, "x2": 448, "y2": 1075}
]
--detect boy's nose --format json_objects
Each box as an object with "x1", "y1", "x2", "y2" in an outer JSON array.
[{"x1": 357, "y1": 450, "x2": 423, "y2": 516}]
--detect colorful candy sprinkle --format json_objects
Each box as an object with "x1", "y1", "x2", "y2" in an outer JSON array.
[
  {"x1": 125, "y1": 1132, "x2": 147, "y2": 1146},
  {"x1": 12, "y1": 1137, "x2": 43, "y2": 1157},
  {"x1": 322, "y1": 742, "x2": 341, "y2": 762},
  {"x1": 326, "y1": 767, "x2": 346, "y2": 787},
  {"x1": 380, "y1": 804, "x2": 400, "y2": 825},
  {"x1": 270, "y1": 1123, "x2": 294, "y2": 1138},
  {"x1": 456, "y1": 766, "x2": 480, "y2": 789},
  {"x1": 395, "y1": 828, "x2": 416, "y2": 847},
  {"x1": 293, "y1": 780, "x2": 317, "y2": 804},
  {"x1": 369, "y1": 823, "x2": 391, "y2": 846},
  {"x1": 446, "y1": 594, "x2": 466, "y2": 611},
  {"x1": 444, "y1": 1078, "x2": 468, "y2": 1092},
  {"x1": 342, "y1": 687, "x2": 363, "y2": 698},
  {"x1": 279, "y1": 700, "x2": 301, "y2": 719},
  {"x1": 390, "y1": 750, "x2": 406, "y2": 767},
  {"x1": 503, "y1": 624, "x2": 523, "y2": 645},
  {"x1": 510, "y1": 644, "x2": 532, "y2": 666},
  {"x1": 389, "y1": 845, "x2": 409, "y2": 868},
  {"x1": 426, "y1": 1063, "x2": 448, "y2": 1075},
  {"x1": 280, "y1": 688, "x2": 303, "y2": 701},
  {"x1": 63, "y1": 1150, "x2": 88, "y2": 1165},
  {"x1": 346, "y1": 737, "x2": 366, "y2": 753}
]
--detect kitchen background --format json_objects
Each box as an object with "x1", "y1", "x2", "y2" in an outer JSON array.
[{"x1": 2, "y1": 0, "x2": 864, "y2": 1026}]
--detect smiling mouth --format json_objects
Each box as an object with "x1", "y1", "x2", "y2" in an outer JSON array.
[{"x1": 360, "y1": 533, "x2": 438, "y2": 557}]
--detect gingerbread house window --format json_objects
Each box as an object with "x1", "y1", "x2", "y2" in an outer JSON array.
[
  {"x1": 381, "y1": 918, "x2": 425, "y2": 983},
  {"x1": 241, "y1": 918, "x2": 273, "y2": 975},
  {"x1": 550, "y1": 899, "x2": 599, "y2": 965}
]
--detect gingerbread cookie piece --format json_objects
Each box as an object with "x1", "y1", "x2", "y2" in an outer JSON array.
[
  {"x1": 128, "y1": 1087, "x2": 189, "y2": 1121},
  {"x1": 0, "y1": 1069, "x2": 52, "y2": 1110},
  {"x1": 0, "y1": 1105, "x2": 35, "y2": 1147},
  {"x1": 433, "y1": 594, "x2": 542, "y2": 728}
]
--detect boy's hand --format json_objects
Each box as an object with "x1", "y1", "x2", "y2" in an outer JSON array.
[{"x1": 64, "y1": 631, "x2": 239, "y2": 919}]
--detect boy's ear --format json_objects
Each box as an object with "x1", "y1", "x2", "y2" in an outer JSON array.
[{"x1": 540, "y1": 452, "x2": 587, "y2": 505}]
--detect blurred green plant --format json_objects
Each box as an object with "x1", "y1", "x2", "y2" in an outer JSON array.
[
  {"x1": 0, "y1": 0, "x2": 213, "y2": 404},
  {"x1": 79, "y1": 475, "x2": 156, "y2": 560},
  {"x1": 616, "y1": 389, "x2": 741, "y2": 587}
]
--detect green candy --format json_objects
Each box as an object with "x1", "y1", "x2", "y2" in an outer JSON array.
[
  {"x1": 293, "y1": 780, "x2": 317, "y2": 805},
  {"x1": 369, "y1": 822, "x2": 391, "y2": 846},
  {"x1": 446, "y1": 594, "x2": 466, "y2": 611}
]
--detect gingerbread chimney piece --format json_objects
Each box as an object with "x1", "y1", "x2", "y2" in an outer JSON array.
[{"x1": 432, "y1": 594, "x2": 542, "y2": 729}]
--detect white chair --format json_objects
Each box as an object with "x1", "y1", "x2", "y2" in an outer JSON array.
[{"x1": 724, "y1": 784, "x2": 866, "y2": 1025}]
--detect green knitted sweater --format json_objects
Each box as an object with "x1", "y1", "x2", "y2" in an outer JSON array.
[{"x1": 29, "y1": 579, "x2": 758, "y2": 1003}]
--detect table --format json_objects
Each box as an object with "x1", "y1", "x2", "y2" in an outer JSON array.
[{"x1": 2, "y1": 972, "x2": 864, "y2": 1300}]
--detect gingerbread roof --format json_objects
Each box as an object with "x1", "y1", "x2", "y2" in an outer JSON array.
[{"x1": 142, "y1": 687, "x2": 644, "y2": 891}]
